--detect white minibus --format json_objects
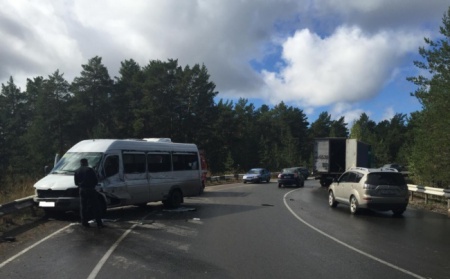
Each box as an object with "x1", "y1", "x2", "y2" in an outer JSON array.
[{"x1": 34, "y1": 138, "x2": 203, "y2": 214}]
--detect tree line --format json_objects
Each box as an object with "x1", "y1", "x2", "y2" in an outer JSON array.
[{"x1": 1, "y1": 7, "x2": 449, "y2": 191}]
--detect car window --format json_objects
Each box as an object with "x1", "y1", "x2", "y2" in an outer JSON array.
[
  {"x1": 366, "y1": 172, "x2": 406, "y2": 185},
  {"x1": 347, "y1": 172, "x2": 357, "y2": 182},
  {"x1": 354, "y1": 172, "x2": 363, "y2": 183},
  {"x1": 338, "y1": 172, "x2": 351, "y2": 182}
]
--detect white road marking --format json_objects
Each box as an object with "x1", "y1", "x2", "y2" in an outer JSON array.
[
  {"x1": 0, "y1": 213, "x2": 153, "y2": 279},
  {"x1": 0, "y1": 223, "x2": 74, "y2": 269},
  {"x1": 283, "y1": 190, "x2": 425, "y2": 279},
  {"x1": 87, "y1": 212, "x2": 155, "y2": 278},
  {"x1": 87, "y1": 223, "x2": 137, "y2": 279}
]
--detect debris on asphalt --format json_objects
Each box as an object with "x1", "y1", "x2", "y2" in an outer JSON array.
[
  {"x1": 0, "y1": 236, "x2": 16, "y2": 242},
  {"x1": 163, "y1": 207, "x2": 197, "y2": 212}
]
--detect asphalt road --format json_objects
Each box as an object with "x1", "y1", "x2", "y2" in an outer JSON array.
[{"x1": 1, "y1": 179, "x2": 449, "y2": 278}]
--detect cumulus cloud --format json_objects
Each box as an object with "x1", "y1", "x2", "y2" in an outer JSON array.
[
  {"x1": 0, "y1": 1, "x2": 84, "y2": 88},
  {"x1": 381, "y1": 107, "x2": 396, "y2": 121},
  {"x1": 261, "y1": 25, "x2": 424, "y2": 108},
  {"x1": 329, "y1": 102, "x2": 366, "y2": 125}
]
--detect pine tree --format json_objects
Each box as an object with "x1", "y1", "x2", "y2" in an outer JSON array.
[
  {"x1": 70, "y1": 56, "x2": 114, "y2": 140},
  {"x1": 407, "y1": 7, "x2": 450, "y2": 187}
]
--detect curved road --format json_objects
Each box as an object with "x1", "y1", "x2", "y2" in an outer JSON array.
[{"x1": 1, "y1": 179, "x2": 449, "y2": 278}]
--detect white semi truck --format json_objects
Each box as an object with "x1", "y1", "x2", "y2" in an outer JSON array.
[{"x1": 313, "y1": 138, "x2": 372, "y2": 187}]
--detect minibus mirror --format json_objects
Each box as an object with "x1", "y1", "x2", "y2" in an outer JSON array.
[{"x1": 44, "y1": 165, "x2": 50, "y2": 176}]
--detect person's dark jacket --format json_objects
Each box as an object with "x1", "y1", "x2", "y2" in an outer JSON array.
[{"x1": 74, "y1": 166, "x2": 98, "y2": 189}]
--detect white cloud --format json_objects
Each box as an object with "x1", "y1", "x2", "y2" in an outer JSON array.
[
  {"x1": 381, "y1": 107, "x2": 395, "y2": 121},
  {"x1": 329, "y1": 102, "x2": 365, "y2": 124},
  {"x1": 0, "y1": 1, "x2": 84, "y2": 89},
  {"x1": 261, "y1": 25, "x2": 424, "y2": 107}
]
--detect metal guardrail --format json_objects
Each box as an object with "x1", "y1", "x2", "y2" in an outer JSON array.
[
  {"x1": 0, "y1": 195, "x2": 35, "y2": 217},
  {"x1": 408, "y1": 184, "x2": 450, "y2": 198},
  {"x1": 1, "y1": 184, "x2": 449, "y2": 217},
  {"x1": 408, "y1": 184, "x2": 450, "y2": 217},
  {"x1": 207, "y1": 174, "x2": 239, "y2": 182}
]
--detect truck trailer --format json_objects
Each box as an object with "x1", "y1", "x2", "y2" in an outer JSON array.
[{"x1": 313, "y1": 138, "x2": 371, "y2": 187}]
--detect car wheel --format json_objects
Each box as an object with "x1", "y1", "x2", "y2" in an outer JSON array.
[
  {"x1": 392, "y1": 208, "x2": 406, "y2": 216},
  {"x1": 301, "y1": 180, "x2": 305, "y2": 187},
  {"x1": 267, "y1": 177, "x2": 270, "y2": 183},
  {"x1": 164, "y1": 189, "x2": 183, "y2": 209},
  {"x1": 350, "y1": 196, "x2": 359, "y2": 214},
  {"x1": 243, "y1": 181, "x2": 247, "y2": 184},
  {"x1": 198, "y1": 181, "x2": 205, "y2": 195},
  {"x1": 328, "y1": 191, "x2": 337, "y2": 208},
  {"x1": 278, "y1": 183, "x2": 282, "y2": 188}
]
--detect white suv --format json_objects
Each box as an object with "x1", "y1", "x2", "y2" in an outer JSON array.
[{"x1": 328, "y1": 167, "x2": 409, "y2": 215}]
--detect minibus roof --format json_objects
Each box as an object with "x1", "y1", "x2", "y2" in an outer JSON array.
[{"x1": 67, "y1": 139, "x2": 198, "y2": 153}]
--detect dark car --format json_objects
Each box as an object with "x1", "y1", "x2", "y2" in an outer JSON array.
[
  {"x1": 277, "y1": 167, "x2": 305, "y2": 188},
  {"x1": 294, "y1": 167, "x2": 309, "y2": 180},
  {"x1": 243, "y1": 168, "x2": 271, "y2": 183},
  {"x1": 382, "y1": 163, "x2": 403, "y2": 172}
]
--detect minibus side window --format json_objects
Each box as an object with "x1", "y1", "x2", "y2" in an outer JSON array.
[
  {"x1": 172, "y1": 153, "x2": 199, "y2": 171},
  {"x1": 147, "y1": 153, "x2": 171, "y2": 173},
  {"x1": 187, "y1": 154, "x2": 199, "y2": 170},
  {"x1": 104, "y1": 155, "x2": 119, "y2": 177},
  {"x1": 123, "y1": 153, "x2": 146, "y2": 173}
]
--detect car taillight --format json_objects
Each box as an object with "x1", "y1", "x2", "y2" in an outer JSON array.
[
  {"x1": 363, "y1": 183, "x2": 377, "y2": 190},
  {"x1": 294, "y1": 173, "x2": 298, "y2": 178}
]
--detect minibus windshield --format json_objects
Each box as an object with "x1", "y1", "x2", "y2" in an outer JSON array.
[{"x1": 51, "y1": 152, "x2": 103, "y2": 174}]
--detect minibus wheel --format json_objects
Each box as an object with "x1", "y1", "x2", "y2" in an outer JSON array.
[{"x1": 164, "y1": 189, "x2": 183, "y2": 208}]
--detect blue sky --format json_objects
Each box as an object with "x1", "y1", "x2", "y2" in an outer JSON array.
[{"x1": 1, "y1": 1, "x2": 448, "y2": 125}]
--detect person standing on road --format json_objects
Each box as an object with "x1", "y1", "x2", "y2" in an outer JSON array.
[{"x1": 74, "y1": 158, "x2": 104, "y2": 228}]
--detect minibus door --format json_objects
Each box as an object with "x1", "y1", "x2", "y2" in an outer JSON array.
[
  {"x1": 100, "y1": 154, "x2": 130, "y2": 200},
  {"x1": 147, "y1": 152, "x2": 173, "y2": 201},
  {"x1": 123, "y1": 151, "x2": 150, "y2": 204}
]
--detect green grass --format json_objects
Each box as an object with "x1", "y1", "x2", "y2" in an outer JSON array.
[{"x1": 0, "y1": 177, "x2": 36, "y2": 205}]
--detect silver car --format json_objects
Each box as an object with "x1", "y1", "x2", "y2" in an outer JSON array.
[
  {"x1": 328, "y1": 167, "x2": 409, "y2": 215},
  {"x1": 243, "y1": 168, "x2": 271, "y2": 183}
]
